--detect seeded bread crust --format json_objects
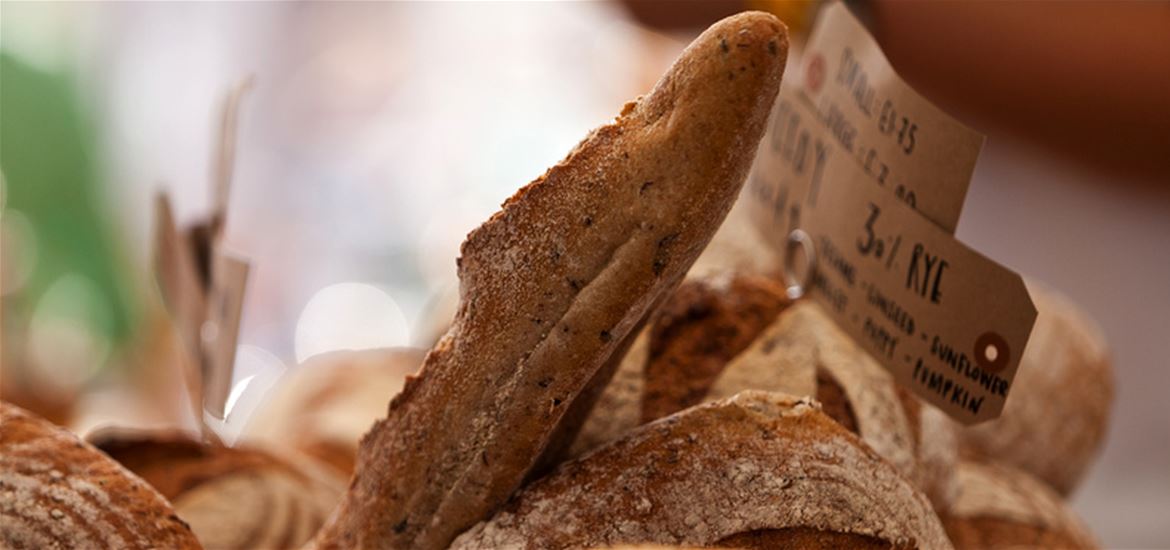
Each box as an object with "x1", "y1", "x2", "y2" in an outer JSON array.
[
  {"x1": 451, "y1": 392, "x2": 952, "y2": 550},
  {"x1": 0, "y1": 402, "x2": 201, "y2": 549},
  {"x1": 313, "y1": 12, "x2": 789, "y2": 550}
]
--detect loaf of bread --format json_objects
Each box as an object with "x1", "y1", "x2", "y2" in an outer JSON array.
[
  {"x1": 941, "y1": 461, "x2": 1097, "y2": 549},
  {"x1": 313, "y1": 12, "x2": 788, "y2": 550},
  {"x1": 90, "y1": 429, "x2": 343, "y2": 550},
  {"x1": 573, "y1": 274, "x2": 957, "y2": 510},
  {"x1": 706, "y1": 300, "x2": 958, "y2": 510},
  {"x1": 0, "y1": 402, "x2": 201, "y2": 549},
  {"x1": 451, "y1": 391, "x2": 952, "y2": 550},
  {"x1": 958, "y1": 281, "x2": 1113, "y2": 496},
  {"x1": 244, "y1": 348, "x2": 425, "y2": 474}
]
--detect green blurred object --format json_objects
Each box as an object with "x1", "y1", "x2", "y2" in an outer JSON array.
[{"x1": 1, "y1": 53, "x2": 138, "y2": 354}]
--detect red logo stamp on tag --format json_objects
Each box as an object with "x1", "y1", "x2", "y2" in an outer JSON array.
[{"x1": 806, "y1": 53, "x2": 826, "y2": 94}]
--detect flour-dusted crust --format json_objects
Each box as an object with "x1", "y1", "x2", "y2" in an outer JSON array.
[
  {"x1": 738, "y1": 302, "x2": 957, "y2": 509},
  {"x1": 0, "y1": 402, "x2": 201, "y2": 549},
  {"x1": 451, "y1": 392, "x2": 952, "y2": 550},
  {"x1": 706, "y1": 300, "x2": 920, "y2": 473},
  {"x1": 702, "y1": 299, "x2": 959, "y2": 511},
  {"x1": 314, "y1": 12, "x2": 788, "y2": 550},
  {"x1": 572, "y1": 283, "x2": 957, "y2": 513},
  {"x1": 942, "y1": 461, "x2": 1097, "y2": 549},
  {"x1": 959, "y1": 281, "x2": 1113, "y2": 496},
  {"x1": 91, "y1": 430, "x2": 344, "y2": 550},
  {"x1": 685, "y1": 300, "x2": 958, "y2": 511}
]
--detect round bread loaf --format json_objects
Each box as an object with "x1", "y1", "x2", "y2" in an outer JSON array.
[
  {"x1": 451, "y1": 391, "x2": 952, "y2": 550},
  {"x1": 90, "y1": 430, "x2": 343, "y2": 550},
  {"x1": 574, "y1": 275, "x2": 957, "y2": 511},
  {"x1": 0, "y1": 402, "x2": 201, "y2": 549},
  {"x1": 941, "y1": 461, "x2": 1097, "y2": 549},
  {"x1": 706, "y1": 300, "x2": 958, "y2": 511},
  {"x1": 957, "y1": 281, "x2": 1113, "y2": 496},
  {"x1": 244, "y1": 347, "x2": 425, "y2": 474}
]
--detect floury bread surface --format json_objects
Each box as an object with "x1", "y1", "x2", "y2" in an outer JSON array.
[
  {"x1": 451, "y1": 392, "x2": 952, "y2": 550},
  {"x1": 0, "y1": 402, "x2": 201, "y2": 549},
  {"x1": 314, "y1": 12, "x2": 788, "y2": 550},
  {"x1": 705, "y1": 300, "x2": 959, "y2": 511}
]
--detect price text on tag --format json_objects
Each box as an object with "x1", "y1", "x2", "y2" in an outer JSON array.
[
  {"x1": 798, "y1": 1, "x2": 983, "y2": 233},
  {"x1": 752, "y1": 90, "x2": 1035, "y2": 424}
]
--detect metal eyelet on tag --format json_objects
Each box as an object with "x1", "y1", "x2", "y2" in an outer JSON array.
[{"x1": 783, "y1": 229, "x2": 816, "y2": 301}]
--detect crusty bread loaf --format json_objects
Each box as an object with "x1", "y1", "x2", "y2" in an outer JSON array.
[
  {"x1": 958, "y1": 281, "x2": 1113, "y2": 496},
  {"x1": 706, "y1": 301, "x2": 958, "y2": 510},
  {"x1": 941, "y1": 461, "x2": 1097, "y2": 549},
  {"x1": 573, "y1": 276, "x2": 957, "y2": 511},
  {"x1": 90, "y1": 430, "x2": 343, "y2": 550},
  {"x1": 0, "y1": 402, "x2": 201, "y2": 549},
  {"x1": 245, "y1": 348, "x2": 425, "y2": 474},
  {"x1": 313, "y1": 12, "x2": 788, "y2": 550},
  {"x1": 451, "y1": 391, "x2": 952, "y2": 550}
]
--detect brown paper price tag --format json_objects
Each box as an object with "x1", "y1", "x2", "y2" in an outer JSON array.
[
  {"x1": 750, "y1": 86, "x2": 1035, "y2": 424},
  {"x1": 797, "y1": 1, "x2": 983, "y2": 233},
  {"x1": 152, "y1": 193, "x2": 208, "y2": 420},
  {"x1": 150, "y1": 78, "x2": 253, "y2": 429},
  {"x1": 745, "y1": 3, "x2": 1032, "y2": 423},
  {"x1": 153, "y1": 194, "x2": 207, "y2": 360},
  {"x1": 201, "y1": 251, "x2": 249, "y2": 419}
]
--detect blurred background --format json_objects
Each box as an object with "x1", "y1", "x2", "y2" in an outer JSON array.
[{"x1": 2, "y1": 1, "x2": 1167, "y2": 546}]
